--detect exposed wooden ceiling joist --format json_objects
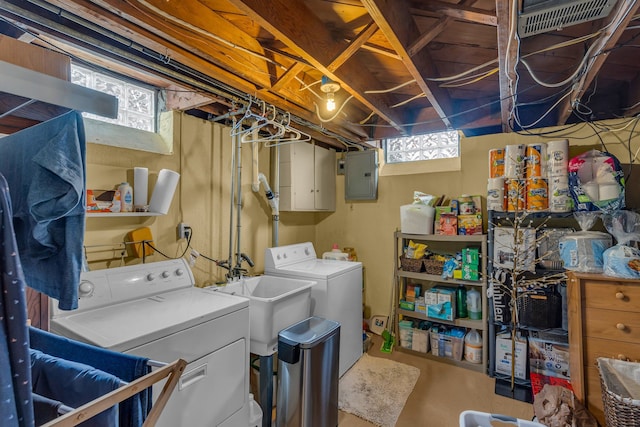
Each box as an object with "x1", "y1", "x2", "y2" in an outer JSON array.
[
  {"x1": 556, "y1": 0, "x2": 640, "y2": 125},
  {"x1": 410, "y1": 0, "x2": 497, "y2": 26},
  {"x1": 362, "y1": 0, "x2": 454, "y2": 131},
  {"x1": 227, "y1": 0, "x2": 408, "y2": 135},
  {"x1": 495, "y1": 0, "x2": 517, "y2": 133}
]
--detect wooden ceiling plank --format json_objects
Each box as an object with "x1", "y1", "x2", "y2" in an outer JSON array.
[
  {"x1": 495, "y1": 0, "x2": 517, "y2": 133},
  {"x1": 410, "y1": 0, "x2": 497, "y2": 26},
  {"x1": 408, "y1": 0, "x2": 478, "y2": 57},
  {"x1": 227, "y1": 0, "x2": 407, "y2": 135},
  {"x1": 557, "y1": 0, "x2": 640, "y2": 124},
  {"x1": 327, "y1": 21, "x2": 378, "y2": 73},
  {"x1": 361, "y1": 0, "x2": 454, "y2": 129}
]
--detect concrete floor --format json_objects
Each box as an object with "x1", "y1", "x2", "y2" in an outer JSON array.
[{"x1": 337, "y1": 334, "x2": 534, "y2": 426}]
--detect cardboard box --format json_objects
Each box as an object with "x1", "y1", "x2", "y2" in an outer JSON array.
[
  {"x1": 439, "y1": 213, "x2": 458, "y2": 235},
  {"x1": 405, "y1": 283, "x2": 422, "y2": 302},
  {"x1": 453, "y1": 269, "x2": 462, "y2": 280},
  {"x1": 399, "y1": 300, "x2": 415, "y2": 311},
  {"x1": 461, "y1": 264, "x2": 480, "y2": 281},
  {"x1": 528, "y1": 330, "x2": 570, "y2": 379},
  {"x1": 426, "y1": 287, "x2": 456, "y2": 321},
  {"x1": 458, "y1": 214, "x2": 483, "y2": 235},
  {"x1": 434, "y1": 206, "x2": 452, "y2": 234},
  {"x1": 495, "y1": 333, "x2": 527, "y2": 380},
  {"x1": 462, "y1": 247, "x2": 480, "y2": 266},
  {"x1": 415, "y1": 299, "x2": 427, "y2": 314},
  {"x1": 493, "y1": 227, "x2": 536, "y2": 272},
  {"x1": 528, "y1": 329, "x2": 573, "y2": 397}
]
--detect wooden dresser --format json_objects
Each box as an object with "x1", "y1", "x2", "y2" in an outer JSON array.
[{"x1": 567, "y1": 271, "x2": 640, "y2": 426}]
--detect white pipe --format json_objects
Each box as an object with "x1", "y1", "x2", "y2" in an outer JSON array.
[
  {"x1": 251, "y1": 125, "x2": 260, "y2": 192},
  {"x1": 256, "y1": 172, "x2": 279, "y2": 215}
]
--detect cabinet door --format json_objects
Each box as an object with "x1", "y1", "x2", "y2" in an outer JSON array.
[
  {"x1": 291, "y1": 142, "x2": 316, "y2": 210},
  {"x1": 314, "y1": 145, "x2": 336, "y2": 211}
]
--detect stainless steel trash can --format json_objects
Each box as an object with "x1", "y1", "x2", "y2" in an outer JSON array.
[{"x1": 276, "y1": 316, "x2": 340, "y2": 427}]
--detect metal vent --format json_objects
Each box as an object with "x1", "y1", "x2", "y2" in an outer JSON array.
[{"x1": 518, "y1": 0, "x2": 618, "y2": 38}]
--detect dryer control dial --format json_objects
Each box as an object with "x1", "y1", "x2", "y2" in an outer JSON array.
[
  {"x1": 146, "y1": 273, "x2": 155, "y2": 282},
  {"x1": 78, "y1": 280, "x2": 94, "y2": 298},
  {"x1": 175, "y1": 269, "x2": 184, "y2": 276},
  {"x1": 161, "y1": 271, "x2": 170, "y2": 278}
]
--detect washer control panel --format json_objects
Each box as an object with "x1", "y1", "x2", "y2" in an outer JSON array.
[
  {"x1": 264, "y1": 242, "x2": 317, "y2": 270},
  {"x1": 51, "y1": 259, "x2": 195, "y2": 317}
]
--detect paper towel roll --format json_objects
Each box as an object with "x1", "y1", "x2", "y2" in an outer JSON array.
[
  {"x1": 133, "y1": 167, "x2": 149, "y2": 209},
  {"x1": 504, "y1": 144, "x2": 525, "y2": 178},
  {"x1": 547, "y1": 139, "x2": 569, "y2": 177},
  {"x1": 487, "y1": 177, "x2": 505, "y2": 211},
  {"x1": 149, "y1": 169, "x2": 180, "y2": 214}
]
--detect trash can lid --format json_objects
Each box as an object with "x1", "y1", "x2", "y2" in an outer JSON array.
[{"x1": 278, "y1": 316, "x2": 340, "y2": 348}]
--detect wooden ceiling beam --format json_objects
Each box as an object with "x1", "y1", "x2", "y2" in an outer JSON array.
[
  {"x1": 495, "y1": 0, "x2": 518, "y2": 133},
  {"x1": 327, "y1": 21, "x2": 378, "y2": 73},
  {"x1": 556, "y1": 0, "x2": 640, "y2": 124},
  {"x1": 408, "y1": 0, "x2": 478, "y2": 58},
  {"x1": 227, "y1": 0, "x2": 408, "y2": 135},
  {"x1": 410, "y1": 0, "x2": 497, "y2": 26},
  {"x1": 361, "y1": 0, "x2": 454, "y2": 129},
  {"x1": 271, "y1": 62, "x2": 307, "y2": 92},
  {"x1": 31, "y1": 0, "x2": 366, "y2": 141}
]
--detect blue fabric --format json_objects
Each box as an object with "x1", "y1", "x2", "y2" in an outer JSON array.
[
  {"x1": 0, "y1": 110, "x2": 86, "y2": 310},
  {"x1": 30, "y1": 349, "x2": 120, "y2": 427},
  {"x1": 0, "y1": 173, "x2": 35, "y2": 427},
  {"x1": 32, "y1": 393, "x2": 63, "y2": 425},
  {"x1": 29, "y1": 327, "x2": 151, "y2": 427}
]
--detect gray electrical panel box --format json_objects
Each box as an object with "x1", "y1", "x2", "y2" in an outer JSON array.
[{"x1": 345, "y1": 150, "x2": 378, "y2": 201}]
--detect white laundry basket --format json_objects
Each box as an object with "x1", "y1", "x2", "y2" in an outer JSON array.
[{"x1": 459, "y1": 410, "x2": 544, "y2": 427}]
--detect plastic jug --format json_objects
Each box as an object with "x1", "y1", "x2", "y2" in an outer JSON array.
[
  {"x1": 464, "y1": 329, "x2": 483, "y2": 364},
  {"x1": 249, "y1": 393, "x2": 263, "y2": 427},
  {"x1": 118, "y1": 182, "x2": 133, "y2": 212},
  {"x1": 466, "y1": 288, "x2": 482, "y2": 320}
]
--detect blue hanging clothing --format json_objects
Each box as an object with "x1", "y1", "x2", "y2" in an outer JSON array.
[
  {"x1": 29, "y1": 327, "x2": 152, "y2": 427},
  {"x1": 0, "y1": 173, "x2": 34, "y2": 427},
  {"x1": 0, "y1": 110, "x2": 86, "y2": 310},
  {"x1": 30, "y1": 349, "x2": 121, "y2": 427}
]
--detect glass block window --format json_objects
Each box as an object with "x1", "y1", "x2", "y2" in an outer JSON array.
[
  {"x1": 71, "y1": 64, "x2": 156, "y2": 132},
  {"x1": 384, "y1": 130, "x2": 459, "y2": 163}
]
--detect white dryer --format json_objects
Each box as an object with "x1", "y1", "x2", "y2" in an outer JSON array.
[
  {"x1": 50, "y1": 259, "x2": 251, "y2": 427},
  {"x1": 264, "y1": 242, "x2": 363, "y2": 377}
]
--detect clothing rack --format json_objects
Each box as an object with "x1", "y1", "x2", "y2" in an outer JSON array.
[{"x1": 41, "y1": 358, "x2": 187, "y2": 427}]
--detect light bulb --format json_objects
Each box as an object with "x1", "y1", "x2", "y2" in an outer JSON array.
[{"x1": 326, "y1": 92, "x2": 336, "y2": 112}]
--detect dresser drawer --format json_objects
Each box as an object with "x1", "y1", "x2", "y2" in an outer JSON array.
[
  {"x1": 583, "y1": 281, "x2": 640, "y2": 311},
  {"x1": 584, "y1": 337, "x2": 640, "y2": 368},
  {"x1": 583, "y1": 308, "x2": 640, "y2": 344}
]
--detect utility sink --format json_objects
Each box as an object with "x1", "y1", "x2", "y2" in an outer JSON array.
[{"x1": 218, "y1": 275, "x2": 316, "y2": 356}]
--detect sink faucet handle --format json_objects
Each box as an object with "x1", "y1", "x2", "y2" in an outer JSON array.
[{"x1": 240, "y1": 253, "x2": 255, "y2": 268}]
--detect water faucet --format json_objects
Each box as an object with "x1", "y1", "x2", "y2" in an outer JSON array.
[{"x1": 240, "y1": 252, "x2": 255, "y2": 267}]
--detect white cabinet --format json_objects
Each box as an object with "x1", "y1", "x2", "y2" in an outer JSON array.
[{"x1": 279, "y1": 142, "x2": 336, "y2": 211}]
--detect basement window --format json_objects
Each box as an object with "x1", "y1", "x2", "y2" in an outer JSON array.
[
  {"x1": 71, "y1": 64, "x2": 157, "y2": 132},
  {"x1": 384, "y1": 130, "x2": 459, "y2": 164}
]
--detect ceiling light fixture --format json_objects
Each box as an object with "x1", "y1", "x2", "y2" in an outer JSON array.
[{"x1": 320, "y1": 76, "x2": 341, "y2": 112}]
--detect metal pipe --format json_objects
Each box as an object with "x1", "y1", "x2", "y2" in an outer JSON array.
[
  {"x1": 234, "y1": 121, "x2": 243, "y2": 273},
  {"x1": 227, "y1": 118, "x2": 237, "y2": 277},
  {"x1": 271, "y1": 145, "x2": 280, "y2": 248}
]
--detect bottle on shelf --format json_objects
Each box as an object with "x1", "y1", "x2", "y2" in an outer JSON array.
[
  {"x1": 456, "y1": 285, "x2": 468, "y2": 318},
  {"x1": 467, "y1": 288, "x2": 482, "y2": 320},
  {"x1": 464, "y1": 329, "x2": 483, "y2": 364},
  {"x1": 118, "y1": 182, "x2": 134, "y2": 212}
]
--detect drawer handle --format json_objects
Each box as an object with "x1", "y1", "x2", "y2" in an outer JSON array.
[
  {"x1": 616, "y1": 292, "x2": 625, "y2": 300},
  {"x1": 616, "y1": 323, "x2": 627, "y2": 331},
  {"x1": 617, "y1": 354, "x2": 629, "y2": 361}
]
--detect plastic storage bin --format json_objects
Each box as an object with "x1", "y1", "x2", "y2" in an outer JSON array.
[
  {"x1": 399, "y1": 320, "x2": 413, "y2": 349},
  {"x1": 459, "y1": 411, "x2": 545, "y2": 427},
  {"x1": 411, "y1": 328, "x2": 429, "y2": 353},
  {"x1": 431, "y1": 330, "x2": 464, "y2": 361}
]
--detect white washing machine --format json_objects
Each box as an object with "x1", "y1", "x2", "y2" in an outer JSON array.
[
  {"x1": 264, "y1": 242, "x2": 363, "y2": 377},
  {"x1": 50, "y1": 259, "x2": 251, "y2": 427}
]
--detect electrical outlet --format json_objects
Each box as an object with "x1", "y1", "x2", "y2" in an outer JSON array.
[{"x1": 178, "y1": 222, "x2": 190, "y2": 240}]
